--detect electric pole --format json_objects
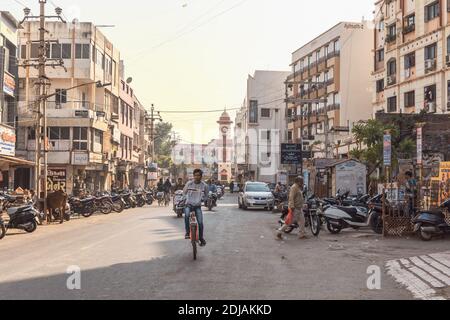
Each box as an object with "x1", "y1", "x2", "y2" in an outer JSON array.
[
  {"x1": 147, "y1": 104, "x2": 163, "y2": 164},
  {"x1": 19, "y1": 0, "x2": 66, "y2": 222}
]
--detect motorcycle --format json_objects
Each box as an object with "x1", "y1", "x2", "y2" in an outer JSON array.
[
  {"x1": 205, "y1": 191, "x2": 218, "y2": 211},
  {"x1": 278, "y1": 195, "x2": 321, "y2": 236},
  {"x1": 173, "y1": 190, "x2": 185, "y2": 218},
  {"x1": 156, "y1": 191, "x2": 165, "y2": 207},
  {"x1": 319, "y1": 195, "x2": 380, "y2": 234},
  {"x1": 134, "y1": 191, "x2": 146, "y2": 208},
  {"x1": 110, "y1": 193, "x2": 125, "y2": 213},
  {"x1": 0, "y1": 204, "x2": 39, "y2": 239},
  {"x1": 144, "y1": 190, "x2": 154, "y2": 205},
  {"x1": 121, "y1": 192, "x2": 137, "y2": 209},
  {"x1": 216, "y1": 186, "x2": 224, "y2": 200},
  {"x1": 413, "y1": 198, "x2": 450, "y2": 241},
  {"x1": 68, "y1": 196, "x2": 96, "y2": 218}
]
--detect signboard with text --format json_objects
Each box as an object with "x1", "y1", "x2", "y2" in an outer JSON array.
[
  {"x1": 383, "y1": 134, "x2": 392, "y2": 167},
  {"x1": 3, "y1": 72, "x2": 15, "y2": 97},
  {"x1": 0, "y1": 124, "x2": 16, "y2": 156},
  {"x1": 417, "y1": 127, "x2": 423, "y2": 165},
  {"x1": 47, "y1": 168, "x2": 67, "y2": 192},
  {"x1": 281, "y1": 144, "x2": 302, "y2": 165}
]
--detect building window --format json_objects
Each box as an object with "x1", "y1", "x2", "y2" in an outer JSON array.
[
  {"x1": 404, "y1": 91, "x2": 415, "y2": 108},
  {"x1": 334, "y1": 39, "x2": 340, "y2": 52},
  {"x1": 75, "y1": 44, "x2": 90, "y2": 59},
  {"x1": 424, "y1": 84, "x2": 437, "y2": 113},
  {"x1": 387, "y1": 58, "x2": 396, "y2": 76},
  {"x1": 425, "y1": 1, "x2": 440, "y2": 22},
  {"x1": 261, "y1": 108, "x2": 270, "y2": 118},
  {"x1": 425, "y1": 43, "x2": 437, "y2": 60},
  {"x1": 51, "y1": 43, "x2": 71, "y2": 59},
  {"x1": 260, "y1": 130, "x2": 271, "y2": 141},
  {"x1": 404, "y1": 14, "x2": 415, "y2": 33},
  {"x1": 287, "y1": 131, "x2": 293, "y2": 142},
  {"x1": 55, "y1": 89, "x2": 67, "y2": 104},
  {"x1": 387, "y1": 96, "x2": 397, "y2": 113},
  {"x1": 404, "y1": 52, "x2": 415, "y2": 69},
  {"x1": 376, "y1": 49, "x2": 384, "y2": 63},
  {"x1": 94, "y1": 129, "x2": 103, "y2": 144},
  {"x1": 20, "y1": 45, "x2": 27, "y2": 59},
  {"x1": 49, "y1": 127, "x2": 70, "y2": 140},
  {"x1": 447, "y1": 36, "x2": 450, "y2": 55},
  {"x1": 376, "y1": 79, "x2": 384, "y2": 93},
  {"x1": 249, "y1": 100, "x2": 258, "y2": 124},
  {"x1": 73, "y1": 127, "x2": 88, "y2": 150}
]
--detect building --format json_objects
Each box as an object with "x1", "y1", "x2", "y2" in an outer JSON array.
[
  {"x1": 16, "y1": 21, "x2": 121, "y2": 194},
  {"x1": 373, "y1": 0, "x2": 450, "y2": 116},
  {"x1": 0, "y1": 11, "x2": 33, "y2": 189},
  {"x1": 286, "y1": 21, "x2": 373, "y2": 161},
  {"x1": 234, "y1": 70, "x2": 290, "y2": 184}
]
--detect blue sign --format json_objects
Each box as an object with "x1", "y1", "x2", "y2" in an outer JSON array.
[{"x1": 383, "y1": 134, "x2": 392, "y2": 167}]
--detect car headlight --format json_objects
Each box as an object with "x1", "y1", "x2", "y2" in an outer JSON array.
[{"x1": 245, "y1": 195, "x2": 253, "y2": 200}]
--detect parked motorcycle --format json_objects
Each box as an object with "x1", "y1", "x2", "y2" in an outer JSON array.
[
  {"x1": 278, "y1": 195, "x2": 321, "y2": 236},
  {"x1": 68, "y1": 196, "x2": 96, "y2": 217},
  {"x1": 319, "y1": 196, "x2": 380, "y2": 234},
  {"x1": 413, "y1": 199, "x2": 450, "y2": 241},
  {"x1": 173, "y1": 190, "x2": 185, "y2": 218},
  {"x1": 109, "y1": 193, "x2": 125, "y2": 213},
  {"x1": 144, "y1": 190, "x2": 154, "y2": 205},
  {"x1": 134, "y1": 191, "x2": 146, "y2": 208},
  {"x1": 0, "y1": 203, "x2": 39, "y2": 239},
  {"x1": 121, "y1": 192, "x2": 137, "y2": 209}
]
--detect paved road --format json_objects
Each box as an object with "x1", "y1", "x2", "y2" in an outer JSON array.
[{"x1": 0, "y1": 194, "x2": 449, "y2": 300}]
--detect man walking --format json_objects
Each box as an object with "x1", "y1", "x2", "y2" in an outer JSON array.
[{"x1": 277, "y1": 177, "x2": 306, "y2": 240}]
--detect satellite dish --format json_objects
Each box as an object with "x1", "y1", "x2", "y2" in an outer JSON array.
[{"x1": 126, "y1": 77, "x2": 133, "y2": 84}]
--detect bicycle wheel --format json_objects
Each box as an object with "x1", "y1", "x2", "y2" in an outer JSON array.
[
  {"x1": 190, "y1": 224, "x2": 198, "y2": 260},
  {"x1": 192, "y1": 240, "x2": 197, "y2": 260}
]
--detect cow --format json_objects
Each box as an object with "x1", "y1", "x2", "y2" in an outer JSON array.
[{"x1": 46, "y1": 190, "x2": 68, "y2": 224}]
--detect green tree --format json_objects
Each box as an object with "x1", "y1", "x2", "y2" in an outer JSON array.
[{"x1": 154, "y1": 122, "x2": 173, "y2": 168}]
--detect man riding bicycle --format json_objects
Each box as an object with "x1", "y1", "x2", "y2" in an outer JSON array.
[{"x1": 183, "y1": 169, "x2": 208, "y2": 247}]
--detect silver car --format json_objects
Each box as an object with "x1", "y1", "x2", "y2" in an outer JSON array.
[{"x1": 238, "y1": 182, "x2": 275, "y2": 211}]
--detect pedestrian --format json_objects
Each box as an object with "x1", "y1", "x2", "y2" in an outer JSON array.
[
  {"x1": 230, "y1": 181, "x2": 235, "y2": 194},
  {"x1": 277, "y1": 177, "x2": 306, "y2": 240}
]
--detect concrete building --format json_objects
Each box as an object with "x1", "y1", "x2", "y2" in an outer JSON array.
[
  {"x1": 16, "y1": 21, "x2": 121, "y2": 194},
  {"x1": 287, "y1": 21, "x2": 373, "y2": 160},
  {"x1": 373, "y1": 0, "x2": 450, "y2": 116},
  {"x1": 234, "y1": 70, "x2": 290, "y2": 184}
]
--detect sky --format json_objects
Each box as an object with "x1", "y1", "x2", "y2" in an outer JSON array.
[{"x1": 4, "y1": 0, "x2": 374, "y2": 144}]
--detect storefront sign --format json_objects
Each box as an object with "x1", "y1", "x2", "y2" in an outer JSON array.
[
  {"x1": 3, "y1": 72, "x2": 15, "y2": 97},
  {"x1": 383, "y1": 134, "x2": 392, "y2": 167},
  {"x1": 75, "y1": 110, "x2": 89, "y2": 118},
  {"x1": 0, "y1": 124, "x2": 16, "y2": 156},
  {"x1": 148, "y1": 172, "x2": 158, "y2": 181},
  {"x1": 72, "y1": 152, "x2": 89, "y2": 165},
  {"x1": 47, "y1": 168, "x2": 67, "y2": 192}
]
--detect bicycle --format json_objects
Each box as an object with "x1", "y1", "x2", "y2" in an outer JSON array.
[{"x1": 189, "y1": 209, "x2": 200, "y2": 260}]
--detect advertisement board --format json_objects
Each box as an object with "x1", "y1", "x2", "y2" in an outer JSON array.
[
  {"x1": 281, "y1": 144, "x2": 302, "y2": 165},
  {"x1": 3, "y1": 72, "x2": 15, "y2": 97},
  {"x1": 47, "y1": 168, "x2": 67, "y2": 192},
  {"x1": 0, "y1": 124, "x2": 16, "y2": 156}
]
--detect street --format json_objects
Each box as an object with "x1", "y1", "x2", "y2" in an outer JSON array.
[{"x1": 0, "y1": 194, "x2": 449, "y2": 300}]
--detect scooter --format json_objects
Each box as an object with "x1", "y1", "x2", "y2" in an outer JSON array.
[
  {"x1": 0, "y1": 204, "x2": 39, "y2": 240},
  {"x1": 319, "y1": 198, "x2": 379, "y2": 234},
  {"x1": 413, "y1": 199, "x2": 450, "y2": 241},
  {"x1": 173, "y1": 190, "x2": 185, "y2": 218}
]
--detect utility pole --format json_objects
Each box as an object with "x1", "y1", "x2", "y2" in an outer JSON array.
[
  {"x1": 19, "y1": 1, "x2": 66, "y2": 222},
  {"x1": 147, "y1": 104, "x2": 163, "y2": 164}
]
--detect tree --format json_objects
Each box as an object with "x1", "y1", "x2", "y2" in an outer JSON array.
[{"x1": 154, "y1": 122, "x2": 173, "y2": 168}]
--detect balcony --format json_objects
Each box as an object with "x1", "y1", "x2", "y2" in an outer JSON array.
[
  {"x1": 402, "y1": 24, "x2": 415, "y2": 34},
  {"x1": 385, "y1": 34, "x2": 397, "y2": 44}
]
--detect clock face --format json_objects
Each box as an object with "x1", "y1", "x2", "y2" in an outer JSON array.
[{"x1": 221, "y1": 126, "x2": 229, "y2": 134}]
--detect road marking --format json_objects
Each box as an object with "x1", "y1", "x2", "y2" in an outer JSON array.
[{"x1": 386, "y1": 251, "x2": 450, "y2": 300}]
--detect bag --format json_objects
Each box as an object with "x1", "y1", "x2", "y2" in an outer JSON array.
[{"x1": 285, "y1": 208, "x2": 294, "y2": 225}]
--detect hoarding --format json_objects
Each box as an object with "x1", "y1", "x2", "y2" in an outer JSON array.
[
  {"x1": 0, "y1": 124, "x2": 16, "y2": 156},
  {"x1": 47, "y1": 168, "x2": 67, "y2": 192},
  {"x1": 383, "y1": 134, "x2": 392, "y2": 167},
  {"x1": 281, "y1": 144, "x2": 302, "y2": 165}
]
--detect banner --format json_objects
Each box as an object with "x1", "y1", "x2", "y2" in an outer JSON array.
[
  {"x1": 0, "y1": 124, "x2": 16, "y2": 156},
  {"x1": 383, "y1": 134, "x2": 391, "y2": 167},
  {"x1": 3, "y1": 72, "x2": 15, "y2": 97},
  {"x1": 417, "y1": 127, "x2": 422, "y2": 165}
]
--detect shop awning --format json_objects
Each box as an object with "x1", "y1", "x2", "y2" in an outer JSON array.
[{"x1": 0, "y1": 155, "x2": 35, "y2": 167}]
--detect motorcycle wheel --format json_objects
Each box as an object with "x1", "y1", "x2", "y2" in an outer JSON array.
[
  {"x1": 64, "y1": 212, "x2": 71, "y2": 221},
  {"x1": 25, "y1": 220, "x2": 37, "y2": 233},
  {"x1": 113, "y1": 201, "x2": 124, "y2": 213},
  {"x1": 369, "y1": 212, "x2": 383, "y2": 235},
  {"x1": 82, "y1": 209, "x2": 94, "y2": 218},
  {"x1": 284, "y1": 226, "x2": 294, "y2": 234},
  {"x1": 0, "y1": 223, "x2": 5, "y2": 240},
  {"x1": 327, "y1": 222, "x2": 342, "y2": 234},
  {"x1": 208, "y1": 200, "x2": 213, "y2": 211},
  {"x1": 101, "y1": 203, "x2": 112, "y2": 215},
  {"x1": 137, "y1": 199, "x2": 145, "y2": 208},
  {"x1": 310, "y1": 214, "x2": 321, "y2": 236},
  {"x1": 418, "y1": 224, "x2": 433, "y2": 241}
]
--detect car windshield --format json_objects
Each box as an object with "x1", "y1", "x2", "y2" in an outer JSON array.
[{"x1": 246, "y1": 184, "x2": 270, "y2": 192}]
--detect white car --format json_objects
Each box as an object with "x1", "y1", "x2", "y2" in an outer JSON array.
[{"x1": 238, "y1": 182, "x2": 274, "y2": 211}]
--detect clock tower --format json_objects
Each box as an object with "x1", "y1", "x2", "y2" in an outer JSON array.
[{"x1": 217, "y1": 110, "x2": 233, "y2": 182}]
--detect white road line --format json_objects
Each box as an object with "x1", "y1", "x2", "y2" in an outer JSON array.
[
  {"x1": 386, "y1": 260, "x2": 445, "y2": 300},
  {"x1": 430, "y1": 252, "x2": 450, "y2": 268},
  {"x1": 399, "y1": 259, "x2": 445, "y2": 288},
  {"x1": 410, "y1": 257, "x2": 450, "y2": 286},
  {"x1": 420, "y1": 255, "x2": 450, "y2": 277}
]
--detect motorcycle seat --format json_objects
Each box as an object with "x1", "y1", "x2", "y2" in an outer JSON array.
[
  {"x1": 336, "y1": 206, "x2": 358, "y2": 215},
  {"x1": 7, "y1": 205, "x2": 33, "y2": 216}
]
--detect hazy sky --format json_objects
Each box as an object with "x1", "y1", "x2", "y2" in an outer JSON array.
[{"x1": 5, "y1": 0, "x2": 374, "y2": 143}]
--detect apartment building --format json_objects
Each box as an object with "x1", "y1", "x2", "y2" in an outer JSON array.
[
  {"x1": 16, "y1": 21, "x2": 121, "y2": 194},
  {"x1": 287, "y1": 21, "x2": 373, "y2": 159},
  {"x1": 373, "y1": 0, "x2": 450, "y2": 115},
  {"x1": 234, "y1": 70, "x2": 290, "y2": 183}
]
